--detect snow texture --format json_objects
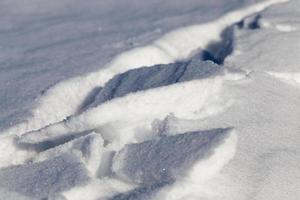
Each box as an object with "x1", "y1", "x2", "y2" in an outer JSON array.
[
  {"x1": 18, "y1": 59, "x2": 234, "y2": 146},
  {"x1": 113, "y1": 128, "x2": 232, "y2": 184},
  {"x1": 0, "y1": 154, "x2": 89, "y2": 199},
  {"x1": 86, "y1": 56, "x2": 220, "y2": 109},
  {"x1": 0, "y1": 0, "x2": 299, "y2": 199},
  {"x1": 0, "y1": 0, "x2": 284, "y2": 138},
  {"x1": 33, "y1": 132, "x2": 104, "y2": 177}
]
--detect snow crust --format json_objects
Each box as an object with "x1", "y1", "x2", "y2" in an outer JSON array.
[
  {"x1": 112, "y1": 128, "x2": 235, "y2": 184},
  {"x1": 0, "y1": 154, "x2": 89, "y2": 199}
]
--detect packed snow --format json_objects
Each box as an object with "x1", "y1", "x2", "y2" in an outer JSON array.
[{"x1": 0, "y1": 0, "x2": 300, "y2": 199}]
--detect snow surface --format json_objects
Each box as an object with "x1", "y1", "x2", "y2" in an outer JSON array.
[
  {"x1": 1, "y1": 0, "x2": 300, "y2": 199},
  {"x1": 112, "y1": 128, "x2": 235, "y2": 184},
  {"x1": 0, "y1": 154, "x2": 89, "y2": 199},
  {"x1": 0, "y1": 0, "x2": 265, "y2": 134},
  {"x1": 1, "y1": 0, "x2": 284, "y2": 137}
]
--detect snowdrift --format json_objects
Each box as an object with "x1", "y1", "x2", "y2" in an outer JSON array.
[{"x1": 1, "y1": 0, "x2": 298, "y2": 199}]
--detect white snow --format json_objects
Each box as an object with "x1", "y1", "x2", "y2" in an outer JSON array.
[
  {"x1": 18, "y1": 69, "x2": 242, "y2": 148},
  {"x1": 33, "y1": 132, "x2": 104, "y2": 177},
  {"x1": 275, "y1": 24, "x2": 296, "y2": 32},
  {"x1": 1, "y1": 0, "x2": 287, "y2": 138},
  {"x1": 112, "y1": 128, "x2": 237, "y2": 184},
  {"x1": 153, "y1": 129, "x2": 237, "y2": 200},
  {"x1": 1, "y1": 0, "x2": 299, "y2": 199},
  {"x1": 61, "y1": 178, "x2": 136, "y2": 200},
  {"x1": 267, "y1": 72, "x2": 300, "y2": 85}
]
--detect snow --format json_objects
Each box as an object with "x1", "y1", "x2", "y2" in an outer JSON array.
[
  {"x1": 267, "y1": 72, "x2": 300, "y2": 85},
  {"x1": 198, "y1": 1, "x2": 300, "y2": 199},
  {"x1": 33, "y1": 132, "x2": 104, "y2": 177},
  {"x1": 0, "y1": 0, "x2": 247, "y2": 133},
  {"x1": 1, "y1": 0, "x2": 300, "y2": 199},
  {"x1": 0, "y1": 154, "x2": 89, "y2": 199},
  {"x1": 84, "y1": 56, "x2": 221, "y2": 109},
  {"x1": 62, "y1": 178, "x2": 135, "y2": 200},
  {"x1": 1, "y1": 0, "x2": 284, "y2": 138},
  {"x1": 18, "y1": 67, "x2": 237, "y2": 147},
  {"x1": 112, "y1": 128, "x2": 235, "y2": 184}
]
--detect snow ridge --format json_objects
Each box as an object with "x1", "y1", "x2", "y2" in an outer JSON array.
[{"x1": 1, "y1": 0, "x2": 288, "y2": 137}]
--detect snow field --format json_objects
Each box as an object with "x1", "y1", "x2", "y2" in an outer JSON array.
[{"x1": 0, "y1": 0, "x2": 294, "y2": 199}]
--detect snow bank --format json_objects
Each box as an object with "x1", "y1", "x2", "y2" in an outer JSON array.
[{"x1": 2, "y1": 0, "x2": 287, "y2": 137}]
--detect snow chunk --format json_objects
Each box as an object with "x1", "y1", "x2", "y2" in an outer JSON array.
[
  {"x1": 0, "y1": 154, "x2": 89, "y2": 199},
  {"x1": 88, "y1": 59, "x2": 220, "y2": 108},
  {"x1": 112, "y1": 128, "x2": 236, "y2": 185},
  {"x1": 33, "y1": 132, "x2": 104, "y2": 177},
  {"x1": 19, "y1": 74, "x2": 230, "y2": 147}
]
